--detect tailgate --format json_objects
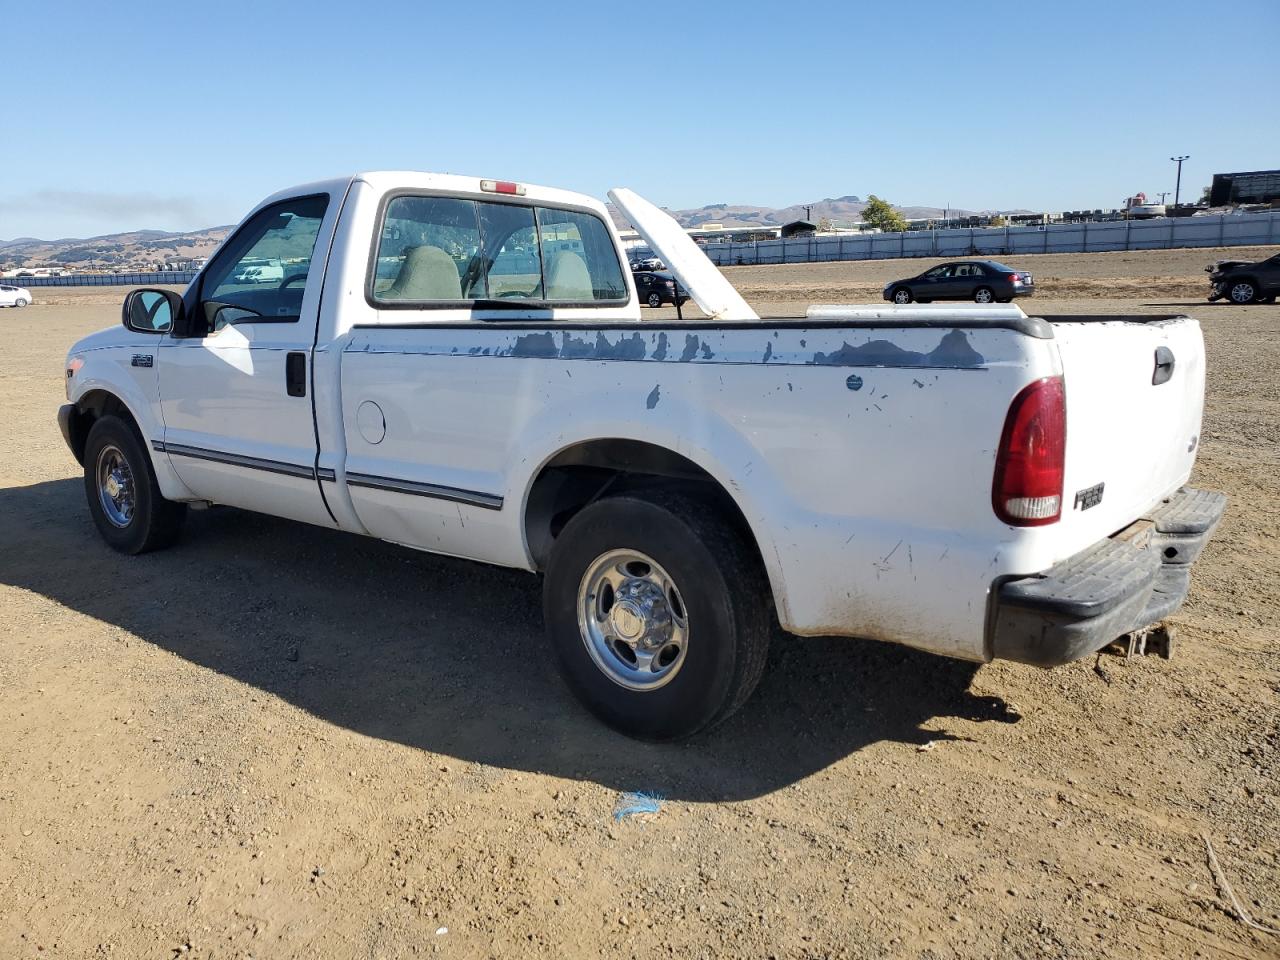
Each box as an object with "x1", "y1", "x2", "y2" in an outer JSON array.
[{"x1": 1051, "y1": 316, "x2": 1205, "y2": 551}]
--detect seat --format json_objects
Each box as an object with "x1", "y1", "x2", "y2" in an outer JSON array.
[
  {"x1": 385, "y1": 245, "x2": 462, "y2": 300},
  {"x1": 545, "y1": 250, "x2": 593, "y2": 300}
]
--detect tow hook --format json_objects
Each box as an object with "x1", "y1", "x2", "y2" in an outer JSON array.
[{"x1": 1106, "y1": 623, "x2": 1176, "y2": 660}]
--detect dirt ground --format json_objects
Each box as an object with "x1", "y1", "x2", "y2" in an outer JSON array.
[{"x1": 1, "y1": 245, "x2": 1277, "y2": 959}]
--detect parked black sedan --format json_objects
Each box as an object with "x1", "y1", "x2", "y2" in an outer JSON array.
[
  {"x1": 882, "y1": 260, "x2": 1035, "y2": 305},
  {"x1": 1206, "y1": 252, "x2": 1280, "y2": 304},
  {"x1": 633, "y1": 271, "x2": 690, "y2": 308}
]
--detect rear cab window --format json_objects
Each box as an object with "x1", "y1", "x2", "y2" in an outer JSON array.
[{"x1": 371, "y1": 194, "x2": 627, "y2": 308}]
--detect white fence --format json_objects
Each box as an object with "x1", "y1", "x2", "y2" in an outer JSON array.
[{"x1": 702, "y1": 211, "x2": 1280, "y2": 266}]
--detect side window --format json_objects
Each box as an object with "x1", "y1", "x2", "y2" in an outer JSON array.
[
  {"x1": 536, "y1": 208, "x2": 626, "y2": 302},
  {"x1": 199, "y1": 195, "x2": 328, "y2": 331},
  {"x1": 374, "y1": 196, "x2": 479, "y2": 301},
  {"x1": 924, "y1": 265, "x2": 951, "y2": 279}
]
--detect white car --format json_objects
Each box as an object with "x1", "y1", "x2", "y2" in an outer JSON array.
[
  {"x1": 0, "y1": 284, "x2": 32, "y2": 307},
  {"x1": 56, "y1": 172, "x2": 1225, "y2": 740}
]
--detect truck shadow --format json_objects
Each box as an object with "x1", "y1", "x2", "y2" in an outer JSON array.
[{"x1": 0, "y1": 478, "x2": 1019, "y2": 802}]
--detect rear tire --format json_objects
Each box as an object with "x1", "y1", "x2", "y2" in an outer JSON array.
[
  {"x1": 973, "y1": 286, "x2": 995, "y2": 304},
  {"x1": 891, "y1": 287, "x2": 912, "y2": 304},
  {"x1": 647, "y1": 292, "x2": 663, "y2": 308},
  {"x1": 542, "y1": 490, "x2": 771, "y2": 740},
  {"x1": 83, "y1": 415, "x2": 186, "y2": 554}
]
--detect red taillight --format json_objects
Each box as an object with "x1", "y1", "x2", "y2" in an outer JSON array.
[
  {"x1": 993, "y1": 377, "x2": 1066, "y2": 526},
  {"x1": 480, "y1": 179, "x2": 526, "y2": 196},
  {"x1": 1007, "y1": 272, "x2": 1020, "y2": 283}
]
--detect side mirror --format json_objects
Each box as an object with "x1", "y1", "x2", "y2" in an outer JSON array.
[{"x1": 122, "y1": 288, "x2": 183, "y2": 334}]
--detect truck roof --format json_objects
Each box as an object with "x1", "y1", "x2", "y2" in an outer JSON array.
[{"x1": 253, "y1": 172, "x2": 610, "y2": 222}]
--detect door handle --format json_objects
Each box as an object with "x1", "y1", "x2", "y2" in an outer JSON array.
[
  {"x1": 1152, "y1": 346, "x2": 1175, "y2": 386},
  {"x1": 286, "y1": 352, "x2": 307, "y2": 397}
]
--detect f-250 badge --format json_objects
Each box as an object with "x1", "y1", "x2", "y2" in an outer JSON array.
[
  {"x1": 1074, "y1": 482, "x2": 1105, "y2": 511},
  {"x1": 131, "y1": 354, "x2": 154, "y2": 368}
]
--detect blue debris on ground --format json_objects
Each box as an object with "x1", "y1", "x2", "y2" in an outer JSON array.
[{"x1": 612, "y1": 791, "x2": 664, "y2": 824}]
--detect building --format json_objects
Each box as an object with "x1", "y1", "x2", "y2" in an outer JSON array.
[{"x1": 1209, "y1": 170, "x2": 1280, "y2": 207}]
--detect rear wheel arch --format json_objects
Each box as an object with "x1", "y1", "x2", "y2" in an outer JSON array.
[{"x1": 521, "y1": 438, "x2": 776, "y2": 606}]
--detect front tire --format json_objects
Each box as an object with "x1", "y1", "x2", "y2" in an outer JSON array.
[
  {"x1": 646, "y1": 292, "x2": 663, "y2": 308},
  {"x1": 1228, "y1": 280, "x2": 1258, "y2": 305},
  {"x1": 891, "y1": 287, "x2": 913, "y2": 304},
  {"x1": 83, "y1": 415, "x2": 186, "y2": 554},
  {"x1": 543, "y1": 490, "x2": 771, "y2": 740},
  {"x1": 14, "y1": 298, "x2": 29, "y2": 307}
]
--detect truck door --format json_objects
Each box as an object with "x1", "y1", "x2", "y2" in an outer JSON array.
[{"x1": 156, "y1": 194, "x2": 335, "y2": 527}]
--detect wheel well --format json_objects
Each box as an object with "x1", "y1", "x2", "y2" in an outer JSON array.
[
  {"x1": 524, "y1": 439, "x2": 766, "y2": 575},
  {"x1": 67, "y1": 390, "x2": 140, "y2": 465}
]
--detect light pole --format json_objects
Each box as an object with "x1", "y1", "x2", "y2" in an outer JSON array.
[{"x1": 1170, "y1": 156, "x2": 1190, "y2": 207}]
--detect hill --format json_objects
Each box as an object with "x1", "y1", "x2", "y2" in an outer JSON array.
[
  {"x1": 0, "y1": 227, "x2": 231, "y2": 272},
  {"x1": 2, "y1": 195, "x2": 1026, "y2": 272},
  {"x1": 608, "y1": 196, "x2": 1022, "y2": 231}
]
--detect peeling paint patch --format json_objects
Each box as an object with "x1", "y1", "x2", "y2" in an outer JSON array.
[
  {"x1": 787, "y1": 382, "x2": 793, "y2": 392},
  {"x1": 846, "y1": 374, "x2": 863, "y2": 391},
  {"x1": 512, "y1": 332, "x2": 558, "y2": 358},
  {"x1": 810, "y1": 329, "x2": 985, "y2": 368},
  {"x1": 679, "y1": 334, "x2": 701, "y2": 362},
  {"x1": 652, "y1": 332, "x2": 669, "y2": 361},
  {"x1": 646, "y1": 384, "x2": 661, "y2": 409},
  {"x1": 593, "y1": 332, "x2": 647, "y2": 360},
  {"x1": 912, "y1": 378, "x2": 924, "y2": 388},
  {"x1": 700, "y1": 343, "x2": 715, "y2": 360},
  {"x1": 762, "y1": 341, "x2": 773, "y2": 363}
]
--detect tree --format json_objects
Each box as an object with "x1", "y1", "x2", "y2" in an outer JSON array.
[
  {"x1": 989, "y1": 214, "x2": 1008, "y2": 227},
  {"x1": 1200, "y1": 185, "x2": 1212, "y2": 205},
  {"x1": 816, "y1": 217, "x2": 833, "y2": 232},
  {"x1": 860, "y1": 195, "x2": 908, "y2": 233}
]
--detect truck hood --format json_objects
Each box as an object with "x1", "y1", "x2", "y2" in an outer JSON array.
[
  {"x1": 1206, "y1": 259, "x2": 1253, "y2": 274},
  {"x1": 609, "y1": 187, "x2": 759, "y2": 321},
  {"x1": 68, "y1": 325, "x2": 132, "y2": 357}
]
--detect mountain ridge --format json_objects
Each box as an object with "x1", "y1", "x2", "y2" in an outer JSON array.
[{"x1": 3, "y1": 197, "x2": 1028, "y2": 271}]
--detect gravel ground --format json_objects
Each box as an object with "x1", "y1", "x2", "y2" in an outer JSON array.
[{"x1": 1, "y1": 246, "x2": 1277, "y2": 959}]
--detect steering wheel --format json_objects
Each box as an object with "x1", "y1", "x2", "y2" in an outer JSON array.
[{"x1": 279, "y1": 274, "x2": 307, "y2": 291}]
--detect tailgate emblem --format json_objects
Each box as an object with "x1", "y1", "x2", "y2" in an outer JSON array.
[{"x1": 1073, "y1": 482, "x2": 1105, "y2": 511}]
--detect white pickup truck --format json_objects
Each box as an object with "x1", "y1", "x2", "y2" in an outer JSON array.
[{"x1": 58, "y1": 172, "x2": 1226, "y2": 739}]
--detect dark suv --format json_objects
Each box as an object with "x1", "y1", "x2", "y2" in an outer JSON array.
[
  {"x1": 882, "y1": 260, "x2": 1035, "y2": 304},
  {"x1": 1207, "y1": 253, "x2": 1280, "y2": 304},
  {"x1": 633, "y1": 271, "x2": 690, "y2": 308}
]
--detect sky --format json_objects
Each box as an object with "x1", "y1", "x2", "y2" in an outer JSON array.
[{"x1": 1, "y1": 0, "x2": 1277, "y2": 240}]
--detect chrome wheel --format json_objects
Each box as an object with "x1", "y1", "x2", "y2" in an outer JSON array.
[
  {"x1": 892, "y1": 288, "x2": 911, "y2": 304},
  {"x1": 974, "y1": 287, "x2": 994, "y2": 303},
  {"x1": 647, "y1": 292, "x2": 662, "y2": 308},
  {"x1": 1229, "y1": 281, "x2": 1256, "y2": 304},
  {"x1": 96, "y1": 443, "x2": 136, "y2": 528},
  {"x1": 577, "y1": 549, "x2": 689, "y2": 691}
]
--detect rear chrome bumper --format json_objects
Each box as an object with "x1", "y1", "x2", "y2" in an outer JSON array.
[{"x1": 989, "y1": 487, "x2": 1227, "y2": 667}]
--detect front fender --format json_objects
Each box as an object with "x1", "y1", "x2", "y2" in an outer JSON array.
[{"x1": 68, "y1": 346, "x2": 196, "y2": 502}]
